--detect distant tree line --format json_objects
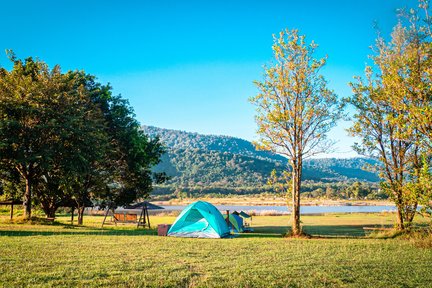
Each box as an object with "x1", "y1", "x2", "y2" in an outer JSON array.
[
  {"x1": 152, "y1": 181, "x2": 384, "y2": 201},
  {"x1": 150, "y1": 139, "x2": 380, "y2": 187},
  {"x1": 0, "y1": 52, "x2": 165, "y2": 223}
]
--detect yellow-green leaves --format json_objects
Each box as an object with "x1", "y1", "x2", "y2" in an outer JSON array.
[
  {"x1": 251, "y1": 29, "x2": 341, "y2": 160},
  {"x1": 251, "y1": 29, "x2": 341, "y2": 235},
  {"x1": 346, "y1": 1, "x2": 432, "y2": 229}
]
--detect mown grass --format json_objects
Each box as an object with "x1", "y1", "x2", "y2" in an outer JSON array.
[{"x1": 0, "y1": 213, "x2": 431, "y2": 287}]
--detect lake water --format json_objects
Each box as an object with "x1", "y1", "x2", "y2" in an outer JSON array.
[{"x1": 161, "y1": 205, "x2": 397, "y2": 214}]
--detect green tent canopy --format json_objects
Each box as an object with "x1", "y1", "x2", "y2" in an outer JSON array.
[
  {"x1": 167, "y1": 201, "x2": 230, "y2": 238},
  {"x1": 233, "y1": 210, "x2": 251, "y2": 219},
  {"x1": 224, "y1": 213, "x2": 244, "y2": 233}
]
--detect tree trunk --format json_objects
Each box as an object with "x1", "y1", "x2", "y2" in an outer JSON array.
[
  {"x1": 40, "y1": 200, "x2": 58, "y2": 219},
  {"x1": 402, "y1": 202, "x2": 417, "y2": 229},
  {"x1": 407, "y1": 202, "x2": 418, "y2": 224},
  {"x1": 291, "y1": 161, "x2": 302, "y2": 236},
  {"x1": 23, "y1": 177, "x2": 32, "y2": 219},
  {"x1": 44, "y1": 207, "x2": 57, "y2": 218},
  {"x1": 396, "y1": 205, "x2": 405, "y2": 230},
  {"x1": 77, "y1": 206, "x2": 85, "y2": 225},
  {"x1": 71, "y1": 206, "x2": 75, "y2": 224}
]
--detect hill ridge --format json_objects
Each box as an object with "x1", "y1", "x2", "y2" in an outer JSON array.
[{"x1": 142, "y1": 126, "x2": 380, "y2": 189}]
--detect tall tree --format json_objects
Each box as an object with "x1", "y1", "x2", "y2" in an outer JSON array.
[
  {"x1": 346, "y1": 2, "x2": 432, "y2": 229},
  {"x1": 0, "y1": 53, "x2": 165, "y2": 222},
  {"x1": 0, "y1": 53, "x2": 105, "y2": 218},
  {"x1": 66, "y1": 79, "x2": 166, "y2": 224},
  {"x1": 250, "y1": 29, "x2": 341, "y2": 235}
]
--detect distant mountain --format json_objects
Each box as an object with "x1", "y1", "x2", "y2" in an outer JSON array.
[
  {"x1": 143, "y1": 125, "x2": 287, "y2": 163},
  {"x1": 143, "y1": 126, "x2": 380, "y2": 189}
]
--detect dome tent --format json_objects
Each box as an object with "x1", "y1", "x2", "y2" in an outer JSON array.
[
  {"x1": 167, "y1": 201, "x2": 230, "y2": 238},
  {"x1": 224, "y1": 213, "x2": 244, "y2": 233}
]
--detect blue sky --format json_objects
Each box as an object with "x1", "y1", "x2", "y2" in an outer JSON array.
[{"x1": 0, "y1": 0, "x2": 415, "y2": 157}]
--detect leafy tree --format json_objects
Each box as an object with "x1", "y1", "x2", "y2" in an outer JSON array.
[
  {"x1": 346, "y1": 3, "x2": 432, "y2": 229},
  {"x1": 325, "y1": 186, "x2": 336, "y2": 199},
  {"x1": 267, "y1": 169, "x2": 291, "y2": 201},
  {"x1": 0, "y1": 53, "x2": 104, "y2": 218},
  {"x1": 0, "y1": 53, "x2": 165, "y2": 222},
  {"x1": 69, "y1": 82, "x2": 166, "y2": 224},
  {"x1": 250, "y1": 29, "x2": 342, "y2": 235},
  {"x1": 35, "y1": 71, "x2": 108, "y2": 219},
  {"x1": 0, "y1": 169, "x2": 23, "y2": 201}
]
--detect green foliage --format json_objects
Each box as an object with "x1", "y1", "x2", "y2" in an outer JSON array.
[
  {"x1": 0, "y1": 54, "x2": 108, "y2": 218},
  {"x1": 250, "y1": 29, "x2": 342, "y2": 159},
  {"x1": 416, "y1": 157, "x2": 432, "y2": 220},
  {"x1": 146, "y1": 126, "x2": 382, "y2": 199},
  {"x1": 267, "y1": 169, "x2": 291, "y2": 204},
  {"x1": 345, "y1": 2, "x2": 432, "y2": 229},
  {"x1": 0, "y1": 53, "x2": 164, "y2": 220},
  {"x1": 250, "y1": 28, "x2": 343, "y2": 234}
]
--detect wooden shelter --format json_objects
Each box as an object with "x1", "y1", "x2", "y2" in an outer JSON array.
[
  {"x1": 0, "y1": 200, "x2": 21, "y2": 219},
  {"x1": 101, "y1": 201, "x2": 164, "y2": 228}
]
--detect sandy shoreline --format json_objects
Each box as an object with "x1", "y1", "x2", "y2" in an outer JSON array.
[{"x1": 152, "y1": 197, "x2": 394, "y2": 207}]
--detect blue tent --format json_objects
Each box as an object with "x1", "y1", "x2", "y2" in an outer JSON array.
[{"x1": 167, "y1": 201, "x2": 230, "y2": 238}]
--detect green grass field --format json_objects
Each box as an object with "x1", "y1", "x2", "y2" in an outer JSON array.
[{"x1": 0, "y1": 212, "x2": 431, "y2": 287}]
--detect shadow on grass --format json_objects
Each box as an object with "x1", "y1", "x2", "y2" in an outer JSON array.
[
  {"x1": 0, "y1": 228, "x2": 158, "y2": 237},
  {"x1": 0, "y1": 226, "x2": 369, "y2": 238},
  {"x1": 238, "y1": 226, "x2": 287, "y2": 238},
  {"x1": 239, "y1": 225, "x2": 396, "y2": 238},
  {"x1": 0, "y1": 223, "x2": 400, "y2": 239},
  {"x1": 237, "y1": 233, "x2": 283, "y2": 238},
  {"x1": 304, "y1": 225, "x2": 368, "y2": 237}
]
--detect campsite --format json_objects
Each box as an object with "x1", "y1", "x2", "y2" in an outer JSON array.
[
  {"x1": 1, "y1": 0, "x2": 432, "y2": 287},
  {"x1": 1, "y1": 206, "x2": 432, "y2": 287},
  {"x1": 1, "y1": 199, "x2": 432, "y2": 286}
]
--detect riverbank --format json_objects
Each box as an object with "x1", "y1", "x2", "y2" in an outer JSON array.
[{"x1": 152, "y1": 196, "x2": 393, "y2": 207}]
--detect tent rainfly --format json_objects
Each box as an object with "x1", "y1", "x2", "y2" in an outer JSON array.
[
  {"x1": 167, "y1": 201, "x2": 230, "y2": 238},
  {"x1": 224, "y1": 213, "x2": 244, "y2": 233},
  {"x1": 233, "y1": 210, "x2": 251, "y2": 219}
]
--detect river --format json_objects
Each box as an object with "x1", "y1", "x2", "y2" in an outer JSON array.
[{"x1": 161, "y1": 204, "x2": 397, "y2": 214}]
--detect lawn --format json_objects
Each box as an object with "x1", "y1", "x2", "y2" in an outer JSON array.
[{"x1": 0, "y1": 213, "x2": 431, "y2": 287}]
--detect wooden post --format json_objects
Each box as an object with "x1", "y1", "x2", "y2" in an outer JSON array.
[
  {"x1": 112, "y1": 209, "x2": 117, "y2": 226},
  {"x1": 145, "y1": 202, "x2": 151, "y2": 228},
  {"x1": 137, "y1": 204, "x2": 145, "y2": 228},
  {"x1": 10, "y1": 203, "x2": 13, "y2": 220},
  {"x1": 101, "y1": 208, "x2": 110, "y2": 228}
]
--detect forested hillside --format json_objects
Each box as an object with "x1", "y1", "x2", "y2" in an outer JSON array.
[
  {"x1": 143, "y1": 125, "x2": 287, "y2": 163},
  {"x1": 143, "y1": 126, "x2": 380, "y2": 196}
]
